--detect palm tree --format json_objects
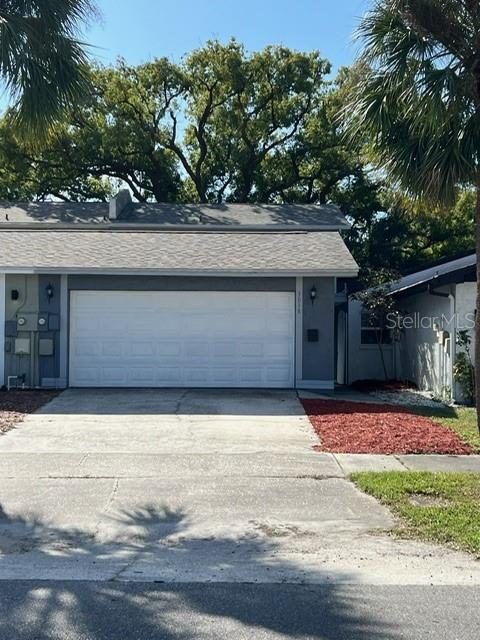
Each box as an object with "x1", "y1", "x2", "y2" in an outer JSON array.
[
  {"x1": 0, "y1": 0, "x2": 94, "y2": 134},
  {"x1": 345, "y1": 0, "x2": 480, "y2": 429}
]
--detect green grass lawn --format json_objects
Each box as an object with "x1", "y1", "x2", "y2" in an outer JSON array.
[
  {"x1": 351, "y1": 471, "x2": 480, "y2": 556},
  {"x1": 410, "y1": 405, "x2": 480, "y2": 453}
]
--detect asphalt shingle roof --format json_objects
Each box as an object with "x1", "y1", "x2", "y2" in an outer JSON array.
[
  {"x1": 0, "y1": 201, "x2": 349, "y2": 229},
  {"x1": 390, "y1": 253, "x2": 476, "y2": 294},
  {"x1": 0, "y1": 202, "x2": 109, "y2": 224},
  {"x1": 0, "y1": 230, "x2": 358, "y2": 275},
  {"x1": 125, "y1": 202, "x2": 350, "y2": 229}
]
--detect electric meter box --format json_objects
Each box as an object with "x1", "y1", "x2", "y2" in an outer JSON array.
[
  {"x1": 37, "y1": 313, "x2": 49, "y2": 331},
  {"x1": 15, "y1": 313, "x2": 49, "y2": 332},
  {"x1": 14, "y1": 338, "x2": 31, "y2": 355},
  {"x1": 16, "y1": 313, "x2": 38, "y2": 331}
]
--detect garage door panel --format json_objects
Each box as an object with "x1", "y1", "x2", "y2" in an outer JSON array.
[
  {"x1": 74, "y1": 315, "x2": 100, "y2": 335},
  {"x1": 269, "y1": 316, "x2": 293, "y2": 335},
  {"x1": 74, "y1": 340, "x2": 99, "y2": 357},
  {"x1": 73, "y1": 367, "x2": 100, "y2": 384},
  {"x1": 129, "y1": 368, "x2": 156, "y2": 384},
  {"x1": 267, "y1": 366, "x2": 293, "y2": 384},
  {"x1": 239, "y1": 342, "x2": 264, "y2": 357},
  {"x1": 69, "y1": 291, "x2": 294, "y2": 388},
  {"x1": 186, "y1": 314, "x2": 213, "y2": 334},
  {"x1": 184, "y1": 342, "x2": 210, "y2": 357},
  {"x1": 211, "y1": 367, "x2": 236, "y2": 383},
  {"x1": 129, "y1": 341, "x2": 156, "y2": 357},
  {"x1": 157, "y1": 342, "x2": 182, "y2": 357},
  {"x1": 102, "y1": 341, "x2": 123, "y2": 357},
  {"x1": 156, "y1": 367, "x2": 182, "y2": 383},
  {"x1": 106, "y1": 316, "x2": 130, "y2": 334},
  {"x1": 184, "y1": 367, "x2": 210, "y2": 383},
  {"x1": 213, "y1": 342, "x2": 236, "y2": 357},
  {"x1": 209, "y1": 315, "x2": 236, "y2": 334},
  {"x1": 265, "y1": 342, "x2": 292, "y2": 358},
  {"x1": 239, "y1": 367, "x2": 263, "y2": 383},
  {"x1": 157, "y1": 320, "x2": 181, "y2": 337},
  {"x1": 102, "y1": 367, "x2": 128, "y2": 384}
]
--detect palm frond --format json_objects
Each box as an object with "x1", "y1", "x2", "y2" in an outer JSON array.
[
  {"x1": 344, "y1": 0, "x2": 480, "y2": 203},
  {"x1": 0, "y1": 0, "x2": 96, "y2": 136}
]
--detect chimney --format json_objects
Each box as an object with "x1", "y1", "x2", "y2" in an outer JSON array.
[{"x1": 109, "y1": 189, "x2": 132, "y2": 220}]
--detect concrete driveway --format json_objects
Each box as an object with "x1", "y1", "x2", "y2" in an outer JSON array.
[
  {"x1": 0, "y1": 387, "x2": 479, "y2": 586},
  {"x1": 1, "y1": 389, "x2": 480, "y2": 639}
]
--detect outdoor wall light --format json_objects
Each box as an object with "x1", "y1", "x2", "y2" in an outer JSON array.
[
  {"x1": 310, "y1": 285, "x2": 317, "y2": 306},
  {"x1": 46, "y1": 283, "x2": 54, "y2": 302}
]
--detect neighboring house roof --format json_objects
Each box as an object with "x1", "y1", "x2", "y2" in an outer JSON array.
[
  {"x1": 125, "y1": 202, "x2": 350, "y2": 229},
  {"x1": 0, "y1": 201, "x2": 350, "y2": 230},
  {"x1": 390, "y1": 252, "x2": 476, "y2": 296},
  {"x1": 0, "y1": 202, "x2": 109, "y2": 225},
  {"x1": 0, "y1": 230, "x2": 358, "y2": 276}
]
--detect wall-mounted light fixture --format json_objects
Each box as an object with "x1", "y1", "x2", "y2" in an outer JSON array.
[
  {"x1": 310, "y1": 285, "x2": 317, "y2": 306},
  {"x1": 11, "y1": 289, "x2": 19, "y2": 301},
  {"x1": 46, "y1": 283, "x2": 54, "y2": 302}
]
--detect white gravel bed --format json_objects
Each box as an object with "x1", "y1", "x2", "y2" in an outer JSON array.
[{"x1": 369, "y1": 389, "x2": 449, "y2": 409}]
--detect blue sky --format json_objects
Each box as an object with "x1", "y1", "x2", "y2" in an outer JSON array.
[{"x1": 87, "y1": 0, "x2": 371, "y2": 72}]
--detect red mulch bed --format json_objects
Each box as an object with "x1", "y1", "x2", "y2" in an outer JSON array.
[
  {"x1": 0, "y1": 390, "x2": 59, "y2": 434},
  {"x1": 302, "y1": 398, "x2": 472, "y2": 455}
]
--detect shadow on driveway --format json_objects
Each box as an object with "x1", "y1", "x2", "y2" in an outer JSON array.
[{"x1": 0, "y1": 503, "x2": 402, "y2": 640}]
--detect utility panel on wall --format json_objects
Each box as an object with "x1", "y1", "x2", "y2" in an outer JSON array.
[
  {"x1": 38, "y1": 339, "x2": 54, "y2": 356},
  {"x1": 14, "y1": 338, "x2": 31, "y2": 355}
]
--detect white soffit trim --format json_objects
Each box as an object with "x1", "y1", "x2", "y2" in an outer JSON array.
[
  {"x1": 0, "y1": 268, "x2": 359, "y2": 278},
  {"x1": 295, "y1": 277, "x2": 303, "y2": 383},
  {"x1": 59, "y1": 275, "x2": 68, "y2": 383}
]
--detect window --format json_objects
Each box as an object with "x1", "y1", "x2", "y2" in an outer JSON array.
[{"x1": 361, "y1": 310, "x2": 392, "y2": 345}]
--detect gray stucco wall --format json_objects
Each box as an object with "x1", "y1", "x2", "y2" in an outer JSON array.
[
  {"x1": 397, "y1": 287, "x2": 453, "y2": 398},
  {"x1": 454, "y1": 282, "x2": 476, "y2": 401},
  {"x1": 0, "y1": 274, "x2": 5, "y2": 387},
  {"x1": 347, "y1": 298, "x2": 395, "y2": 383},
  {"x1": 302, "y1": 277, "x2": 335, "y2": 382},
  {"x1": 4, "y1": 274, "x2": 39, "y2": 387},
  {"x1": 348, "y1": 286, "x2": 458, "y2": 398},
  {"x1": 38, "y1": 274, "x2": 61, "y2": 382},
  {"x1": 3, "y1": 274, "x2": 62, "y2": 387},
  {"x1": 3, "y1": 274, "x2": 337, "y2": 388}
]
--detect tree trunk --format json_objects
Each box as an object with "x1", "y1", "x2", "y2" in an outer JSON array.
[
  {"x1": 475, "y1": 181, "x2": 480, "y2": 433},
  {"x1": 375, "y1": 328, "x2": 388, "y2": 381}
]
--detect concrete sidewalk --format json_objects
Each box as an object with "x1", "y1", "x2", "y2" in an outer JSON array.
[
  {"x1": 1, "y1": 451, "x2": 479, "y2": 479},
  {"x1": 332, "y1": 452, "x2": 480, "y2": 474}
]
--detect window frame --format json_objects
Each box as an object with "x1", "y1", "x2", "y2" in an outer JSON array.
[{"x1": 360, "y1": 309, "x2": 393, "y2": 346}]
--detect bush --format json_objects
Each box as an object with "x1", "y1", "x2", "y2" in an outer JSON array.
[{"x1": 453, "y1": 330, "x2": 475, "y2": 405}]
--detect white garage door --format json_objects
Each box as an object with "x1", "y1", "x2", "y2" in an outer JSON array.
[{"x1": 69, "y1": 290, "x2": 295, "y2": 388}]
